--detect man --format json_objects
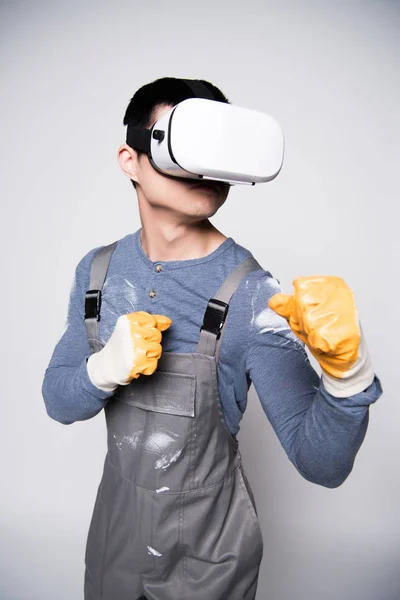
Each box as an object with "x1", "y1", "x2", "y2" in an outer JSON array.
[{"x1": 42, "y1": 77, "x2": 382, "y2": 600}]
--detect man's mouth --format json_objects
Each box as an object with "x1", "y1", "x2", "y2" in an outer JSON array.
[{"x1": 190, "y1": 180, "x2": 222, "y2": 193}]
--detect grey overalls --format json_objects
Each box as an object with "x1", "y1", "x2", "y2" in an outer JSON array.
[{"x1": 83, "y1": 241, "x2": 264, "y2": 600}]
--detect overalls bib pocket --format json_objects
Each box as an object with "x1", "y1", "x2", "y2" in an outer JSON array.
[
  {"x1": 117, "y1": 370, "x2": 196, "y2": 417},
  {"x1": 105, "y1": 369, "x2": 197, "y2": 492}
]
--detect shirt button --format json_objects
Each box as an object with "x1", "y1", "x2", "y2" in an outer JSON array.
[
  {"x1": 149, "y1": 290, "x2": 157, "y2": 298},
  {"x1": 155, "y1": 264, "x2": 162, "y2": 272}
]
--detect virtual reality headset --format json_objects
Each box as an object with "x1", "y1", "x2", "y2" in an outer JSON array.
[{"x1": 126, "y1": 80, "x2": 285, "y2": 186}]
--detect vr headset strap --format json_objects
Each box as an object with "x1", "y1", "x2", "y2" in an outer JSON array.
[
  {"x1": 126, "y1": 126, "x2": 152, "y2": 153},
  {"x1": 180, "y1": 79, "x2": 216, "y2": 101},
  {"x1": 126, "y1": 80, "x2": 217, "y2": 151}
]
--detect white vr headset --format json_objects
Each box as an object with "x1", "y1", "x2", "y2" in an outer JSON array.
[{"x1": 126, "y1": 80, "x2": 285, "y2": 186}]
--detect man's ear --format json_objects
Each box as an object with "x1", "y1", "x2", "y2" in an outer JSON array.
[{"x1": 117, "y1": 144, "x2": 139, "y2": 183}]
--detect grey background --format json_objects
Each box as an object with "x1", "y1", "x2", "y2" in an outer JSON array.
[{"x1": 1, "y1": 1, "x2": 399, "y2": 599}]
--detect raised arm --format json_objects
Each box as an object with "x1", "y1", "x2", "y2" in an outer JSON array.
[
  {"x1": 245, "y1": 273, "x2": 383, "y2": 488},
  {"x1": 41, "y1": 247, "x2": 113, "y2": 424},
  {"x1": 41, "y1": 247, "x2": 172, "y2": 425}
]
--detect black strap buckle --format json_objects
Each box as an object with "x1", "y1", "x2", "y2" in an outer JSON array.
[
  {"x1": 200, "y1": 298, "x2": 229, "y2": 339},
  {"x1": 85, "y1": 289, "x2": 102, "y2": 321}
]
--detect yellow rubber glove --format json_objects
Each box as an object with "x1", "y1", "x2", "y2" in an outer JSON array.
[
  {"x1": 268, "y1": 276, "x2": 374, "y2": 397},
  {"x1": 87, "y1": 311, "x2": 172, "y2": 393}
]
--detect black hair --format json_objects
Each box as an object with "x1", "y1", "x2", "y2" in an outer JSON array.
[{"x1": 122, "y1": 77, "x2": 230, "y2": 189}]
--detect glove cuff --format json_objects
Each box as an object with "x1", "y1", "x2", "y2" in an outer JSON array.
[
  {"x1": 86, "y1": 352, "x2": 119, "y2": 393},
  {"x1": 321, "y1": 326, "x2": 375, "y2": 398}
]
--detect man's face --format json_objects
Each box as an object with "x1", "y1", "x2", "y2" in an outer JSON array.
[{"x1": 118, "y1": 103, "x2": 230, "y2": 221}]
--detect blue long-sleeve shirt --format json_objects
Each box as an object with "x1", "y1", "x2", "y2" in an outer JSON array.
[{"x1": 42, "y1": 228, "x2": 383, "y2": 488}]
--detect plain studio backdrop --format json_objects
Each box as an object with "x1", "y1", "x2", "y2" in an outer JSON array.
[{"x1": 1, "y1": 1, "x2": 398, "y2": 599}]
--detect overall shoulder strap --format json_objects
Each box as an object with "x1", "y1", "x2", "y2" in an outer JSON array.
[
  {"x1": 84, "y1": 241, "x2": 118, "y2": 353},
  {"x1": 196, "y1": 255, "x2": 263, "y2": 362}
]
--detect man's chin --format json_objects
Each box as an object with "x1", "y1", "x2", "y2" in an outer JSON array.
[{"x1": 186, "y1": 203, "x2": 224, "y2": 220}]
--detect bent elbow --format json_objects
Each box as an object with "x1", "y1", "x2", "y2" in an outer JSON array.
[
  {"x1": 43, "y1": 400, "x2": 74, "y2": 425},
  {"x1": 319, "y1": 473, "x2": 350, "y2": 489},
  {"x1": 295, "y1": 459, "x2": 353, "y2": 489},
  {"x1": 46, "y1": 408, "x2": 74, "y2": 426},
  {"x1": 41, "y1": 381, "x2": 74, "y2": 425}
]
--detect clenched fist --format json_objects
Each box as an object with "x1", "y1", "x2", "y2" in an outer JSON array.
[
  {"x1": 268, "y1": 276, "x2": 374, "y2": 397},
  {"x1": 87, "y1": 311, "x2": 172, "y2": 393}
]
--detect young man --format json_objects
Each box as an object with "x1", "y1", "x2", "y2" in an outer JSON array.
[{"x1": 42, "y1": 77, "x2": 383, "y2": 600}]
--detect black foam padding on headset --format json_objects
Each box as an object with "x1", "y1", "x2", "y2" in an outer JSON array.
[
  {"x1": 181, "y1": 79, "x2": 216, "y2": 101},
  {"x1": 126, "y1": 126, "x2": 151, "y2": 152}
]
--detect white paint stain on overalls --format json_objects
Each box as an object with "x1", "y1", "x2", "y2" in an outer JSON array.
[
  {"x1": 156, "y1": 486, "x2": 170, "y2": 493},
  {"x1": 113, "y1": 429, "x2": 181, "y2": 457},
  {"x1": 145, "y1": 430, "x2": 180, "y2": 453},
  {"x1": 113, "y1": 432, "x2": 143, "y2": 451},
  {"x1": 147, "y1": 545, "x2": 162, "y2": 556},
  {"x1": 154, "y1": 449, "x2": 183, "y2": 470}
]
